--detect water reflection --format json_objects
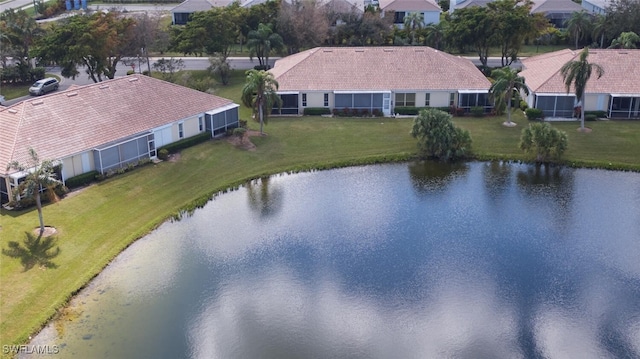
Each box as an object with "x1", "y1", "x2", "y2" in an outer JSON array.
[{"x1": 25, "y1": 162, "x2": 640, "y2": 359}]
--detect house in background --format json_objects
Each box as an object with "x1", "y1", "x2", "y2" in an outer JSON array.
[
  {"x1": 451, "y1": 0, "x2": 582, "y2": 29},
  {"x1": 582, "y1": 0, "x2": 609, "y2": 14},
  {"x1": 520, "y1": 48, "x2": 640, "y2": 119},
  {"x1": 171, "y1": 0, "x2": 233, "y2": 25},
  {"x1": 269, "y1": 46, "x2": 491, "y2": 116},
  {"x1": 530, "y1": 0, "x2": 583, "y2": 28},
  {"x1": 379, "y1": 0, "x2": 442, "y2": 27},
  {"x1": 1, "y1": 76, "x2": 239, "y2": 204}
]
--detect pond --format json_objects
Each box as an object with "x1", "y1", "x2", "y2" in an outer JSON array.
[{"x1": 26, "y1": 162, "x2": 640, "y2": 358}]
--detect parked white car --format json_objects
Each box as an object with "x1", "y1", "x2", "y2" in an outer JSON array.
[{"x1": 29, "y1": 78, "x2": 59, "y2": 96}]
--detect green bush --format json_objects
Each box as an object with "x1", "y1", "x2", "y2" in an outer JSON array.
[
  {"x1": 126, "y1": 70, "x2": 135, "y2": 76},
  {"x1": 585, "y1": 114, "x2": 598, "y2": 121},
  {"x1": 303, "y1": 107, "x2": 331, "y2": 116},
  {"x1": 525, "y1": 108, "x2": 544, "y2": 120},
  {"x1": 158, "y1": 148, "x2": 169, "y2": 161},
  {"x1": 65, "y1": 171, "x2": 99, "y2": 189},
  {"x1": 520, "y1": 122, "x2": 568, "y2": 162},
  {"x1": 519, "y1": 100, "x2": 528, "y2": 111},
  {"x1": 159, "y1": 132, "x2": 211, "y2": 154},
  {"x1": 471, "y1": 106, "x2": 485, "y2": 117},
  {"x1": 584, "y1": 110, "x2": 606, "y2": 118},
  {"x1": 410, "y1": 108, "x2": 472, "y2": 161},
  {"x1": 394, "y1": 107, "x2": 422, "y2": 115}
]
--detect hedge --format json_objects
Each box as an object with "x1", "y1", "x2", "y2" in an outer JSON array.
[
  {"x1": 525, "y1": 108, "x2": 544, "y2": 120},
  {"x1": 394, "y1": 106, "x2": 452, "y2": 115},
  {"x1": 584, "y1": 110, "x2": 607, "y2": 118},
  {"x1": 303, "y1": 107, "x2": 331, "y2": 116},
  {"x1": 158, "y1": 132, "x2": 212, "y2": 154},
  {"x1": 65, "y1": 171, "x2": 99, "y2": 189}
]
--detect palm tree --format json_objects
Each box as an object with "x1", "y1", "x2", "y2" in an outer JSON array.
[
  {"x1": 608, "y1": 31, "x2": 640, "y2": 49},
  {"x1": 241, "y1": 69, "x2": 282, "y2": 135},
  {"x1": 591, "y1": 13, "x2": 608, "y2": 48},
  {"x1": 489, "y1": 67, "x2": 529, "y2": 126},
  {"x1": 565, "y1": 11, "x2": 592, "y2": 50},
  {"x1": 6, "y1": 148, "x2": 61, "y2": 238},
  {"x1": 560, "y1": 48, "x2": 604, "y2": 132},
  {"x1": 403, "y1": 12, "x2": 424, "y2": 45},
  {"x1": 424, "y1": 22, "x2": 445, "y2": 49},
  {"x1": 247, "y1": 23, "x2": 284, "y2": 70}
]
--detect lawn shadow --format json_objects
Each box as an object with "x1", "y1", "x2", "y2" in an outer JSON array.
[{"x1": 2, "y1": 232, "x2": 61, "y2": 271}]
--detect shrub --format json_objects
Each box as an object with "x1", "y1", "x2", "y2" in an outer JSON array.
[
  {"x1": 303, "y1": 107, "x2": 331, "y2": 116},
  {"x1": 65, "y1": 171, "x2": 99, "y2": 189},
  {"x1": 360, "y1": 108, "x2": 370, "y2": 117},
  {"x1": 525, "y1": 108, "x2": 544, "y2": 120},
  {"x1": 394, "y1": 106, "x2": 421, "y2": 115},
  {"x1": 159, "y1": 132, "x2": 211, "y2": 154},
  {"x1": 520, "y1": 122, "x2": 568, "y2": 162},
  {"x1": 126, "y1": 70, "x2": 135, "y2": 76},
  {"x1": 584, "y1": 110, "x2": 606, "y2": 118},
  {"x1": 410, "y1": 108, "x2": 472, "y2": 161},
  {"x1": 239, "y1": 119, "x2": 248, "y2": 128},
  {"x1": 471, "y1": 106, "x2": 484, "y2": 117},
  {"x1": 372, "y1": 109, "x2": 382, "y2": 117},
  {"x1": 454, "y1": 107, "x2": 466, "y2": 116},
  {"x1": 585, "y1": 114, "x2": 598, "y2": 121},
  {"x1": 158, "y1": 148, "x2": 169, "y2": 161},
  {"x1": 519, "y1": 100, "x2": 528, "y2": 111}
]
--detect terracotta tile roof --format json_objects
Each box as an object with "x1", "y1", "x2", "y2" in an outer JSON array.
[
  {"x1": 270, "y1": 46, "x2": 490, "y2": 92},
  {"x1": 380, "y1": 0, "x2": 441, "y2": 11},
  {"x1": 1, "y1": 76, "x2": 234, "y2": 175},
  {"x1": 520, "y1": 48, "x2": 640, "y2": 94}
]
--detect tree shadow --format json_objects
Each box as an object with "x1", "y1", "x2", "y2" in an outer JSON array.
[{"x1": 2, "y1": 232, "x2": 61, "y2": 271}]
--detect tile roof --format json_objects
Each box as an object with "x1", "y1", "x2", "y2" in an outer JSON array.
[
  {"x1": 530, "y1": 0, "x2": 583, "y2": 13},
  {"x1": 454, "y1": 0, "x2": 493, "y2": 9},
  {"x1": 520, "y1": 48, "x2": 640, "y2": 94},
  {"x1": 379, "y1": 0, "x2": 442, "y2": 11},
  {"x1": 1, "y1": 76, "x2": 234, "y2": 175},
  {"x1": 270, "y1": 46, "x2": 490, "y2": 92}
]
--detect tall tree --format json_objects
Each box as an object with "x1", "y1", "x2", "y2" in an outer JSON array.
[
  {"x1": 0, "y1": 9, "x2": 43, "y2": 80},
  {"x1": 403, "y1": 12, "x2": 424, "y2": 45},
  {"x1": 247, "y1": 23, "x2": 284, "y2": 69},
  {"x1": 565, "y1": 11, "x2": 592, "y2": 50},
  {"x1": 487, "y1": 0, "x2": 538, "y2": 67},
  {"x1": 34, "y1": 12, "x2": 136, "y2": 82},
  {"x1": 606, "y1": 0, "x2": 640, "y2": 40},
  {"x1": 489, "y1": 67, "x2": 529, "y2": 126},
  {"x1": 241, "y1": 69, "x2": 282, "y2": 135},
  {"x1": 608, "y1": 31, "x2": 640, "y2": 49},
  {"x1": 590, "y1": 13, "x2": 608, "y2": 48},
  {"x1": 277, "y1": 0, "x2": 329, "y2": 54},
  {"x1": 560, "y1": 48, "x2": 604, "y2": 132},
  {"x1": 447, "y1": 6, "x2": 496, "y2": 67},
  {"x1": 171, "y1": 4, "x2": 242, "y2": 59},
  {"x1": 424, "y1": 21, "x2": 446, "y2": 50},
  {"x1": 6, "y1": 148, "x2": 62, "y2": 238}
]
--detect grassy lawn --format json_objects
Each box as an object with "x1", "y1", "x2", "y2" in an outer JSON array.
[{"x1": 2, "y1": 70, "x2": 640, "y2": 356}]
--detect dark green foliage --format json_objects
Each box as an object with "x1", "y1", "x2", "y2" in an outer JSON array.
[
  {"x1": 584, "y1": 110, "x2": 607, "y2": 118},
  {"x1": 471, "y1": 106, "x2": 485, "y2": 117},
  {"x1": 303, "y1": 107, "x2": 331, "y2": 116},
  {"x1": 65, "y1": 171, "x2": 99, "y2": 189},
  {"x1": 520, "y1": 100, "x2": 528, "y2": 111},
  {"x1": 585, "y1": 114, "x2": 598, "y2": 121},
  {"x1": 410, "y1": 108, "x2": 472, "y2": 161},
  {"x1": 519, "y1": 122, "x2": 568, "y2": 162},
  {"x1": 525, "y1": 108, "x2": 544, "y2": 120},
  {"x1": 158, "y1": 132, "x2": 212, "y2": 154},
  {"x1": 158, "y1": 149, "x2": 169, "y2": 161}
]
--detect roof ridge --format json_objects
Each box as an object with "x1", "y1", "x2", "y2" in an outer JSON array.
[
  {"x1": 271, "y1": 47, "x2": 321, "y2": 80},
  {"x1": 531, "y1": 50, "x2": 578, "y2": 92}
]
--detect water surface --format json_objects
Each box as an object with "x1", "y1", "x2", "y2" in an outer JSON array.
[{"x1": 27, "y1": 162, "x2": 640, "y2": 358}]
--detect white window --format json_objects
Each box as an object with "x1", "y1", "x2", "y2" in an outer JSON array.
[
  {"x1": 395, "y1": 93, "x2": 415, "y2": 107},
  {"x1": 302, "y1": 93, "x2": 307, "y2": 107},
  {"x1": 198, "y1": 115, "x2": 204, "y2": 131},
  {"x1": 324, "y1": 93, "x2": 329, "y2": 107},
  {"x1": 425, "y1": 93, "x2": 431, "y2": 107},
  {"x1": 178, "y1": 123, "x2": 184, "y2": 138},
  {"x1": 449, "y1": 93, "x2": 456, "y2": 106}
]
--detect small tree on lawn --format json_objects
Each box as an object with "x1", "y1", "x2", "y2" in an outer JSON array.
[
  {"x1": 241, "y1": 69, "x2": 282, "y2": 135},
  {"x1": 410, "y1": 108, "x2": 472, "y2": 161},
  {"x1": 6, "y1": 148, "x2": 61, "y2": 238},
  {"x1": 519, "y1": 122, "x2": 568, "y2": 162},
  {"x1": 489, "y1": 66, "x2": 529, "y2": 127},
  {"x1": 560, "y1": 47, "x2": 604, "y2": 132}
]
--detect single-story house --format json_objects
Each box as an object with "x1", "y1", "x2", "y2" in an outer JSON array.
[
  {"x1": 0, "y1": 75, "x2": 239, "y2": 204},
  {"x1": 268, "y1": 46, "x2": 492, "y2": 116},
  {"x1": 519, "y1": 48, "x2": 640, "y2": 119},
  {"x1": 379, "y1": 0, "x2": 442, "y2": 27},
  {"x1": 171, "y1": 0, "x2": 233, "y2": 25}
]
